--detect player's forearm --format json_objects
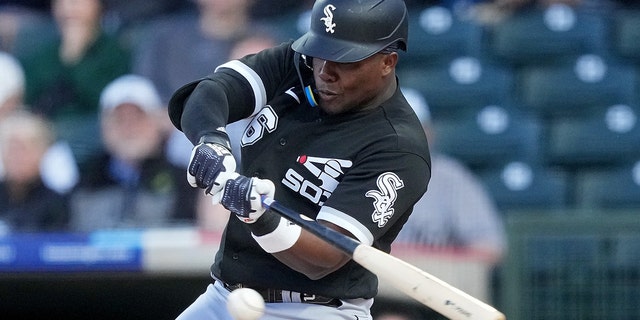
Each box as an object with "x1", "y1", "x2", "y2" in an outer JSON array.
[
  {"x1": 272, "y1": 228, "x2": 352, "y2": 280},
  {"x1": 247, "y1": 209, "x2": 355, "y2": 279},
  {"x1": 181, "y1": 80, "x2": 231, "y2": 144}
]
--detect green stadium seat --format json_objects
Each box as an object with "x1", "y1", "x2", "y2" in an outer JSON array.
[
  {"x1": 479, "y1": 161, "x2": 570, "y2": 211},
  {"x1": 433, "y1": 106, "x2": 541, "y2": 169},
  {"x1": 399, "y1": 56, "x2": 514, "y2": 119},
  {"x1": 612, "y1": 234, "x2": 640, "y2": 269},
  {"x1": 613, "y1": 9, "x2": 640, "y2": 61},
  {"x1": 402, "y1": 6, "x2": 484, "y2": 67},
  {"x1": 518, "y1": 54, "x2": 638, "y2": 117},
  {"x1": 546, "y1": 104, "x2": 640, "y2": 167},
  {"x1": 486, "y1": 4, "x2": 607, "y2": 66},
  {"x1": 577, "y1": 160, "x2": 640, "y2": 209}
]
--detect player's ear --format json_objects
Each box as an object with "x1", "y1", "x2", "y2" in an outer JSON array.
[{"x1": 380, "y1": 52, "x2": 398, "y2": 76}]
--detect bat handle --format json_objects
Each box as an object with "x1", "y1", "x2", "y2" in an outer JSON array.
[{"x1": 261, "y1": 195, "x2": 274, "y2": 208}]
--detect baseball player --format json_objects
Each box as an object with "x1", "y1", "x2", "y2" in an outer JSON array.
[{"x1": 169, "y1": 0, "x2": 431, "y2": 319}]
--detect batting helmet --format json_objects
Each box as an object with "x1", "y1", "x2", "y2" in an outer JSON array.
[{"x1": 292, "y1": 0, "x2": 408, "y2": 63}]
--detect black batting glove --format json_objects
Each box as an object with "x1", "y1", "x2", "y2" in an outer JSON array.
[{"x1": 187, "y1": 140, "x2": 237, "y2": 201}]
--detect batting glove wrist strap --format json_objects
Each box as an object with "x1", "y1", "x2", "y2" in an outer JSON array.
[
  {"x1": 252, "y1": 216, "x2": 302, "y2": 253},
  {"x1": 197, "y1": 134, "x2": 231, "y2": 149}
]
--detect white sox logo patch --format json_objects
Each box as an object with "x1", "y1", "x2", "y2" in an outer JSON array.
[
  {"x1": 282, "y1": 155, "x2": 352, "y2": 206},
  {"x1": 366, "y1": 172, "x2": 404, "y2": 228},
  {"x1": 321, "y1": 4, "x2": 337, "y2": 33}
]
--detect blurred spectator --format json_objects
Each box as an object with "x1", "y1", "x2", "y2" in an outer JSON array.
[
  {"x1": 69, "y1": 75, "x2": 197, "y2": 232},
  {"x1": 0, "y1": 110, "x2": 70, "y2": 233},
  {"x1": 18, "y1": 0, "x2": 130, "y2": 169},
  {"x1": 133, "y1": 0, "x2": 262, "y2": 104},
  {"x1": 395, "y1": 87, "x2": 507, "y2": 263},
  {"x1": 0, "y1": 50, "x2": 79, "y2": 194}
]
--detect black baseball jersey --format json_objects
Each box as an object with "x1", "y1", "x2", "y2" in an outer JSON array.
[{"x1": 169, "y1": 41, "x2": 431, "y2": 299}]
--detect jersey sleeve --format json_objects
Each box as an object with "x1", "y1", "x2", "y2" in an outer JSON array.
[
  {"x1": 316, "y1": 150, "x2": 430, "y2": 247},
  {"x1": 167, "y1": 41, "x2": 298, "y2": 144}
]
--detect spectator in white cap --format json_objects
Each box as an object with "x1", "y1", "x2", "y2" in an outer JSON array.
[
  {"x1": 99, "y1": 74, "x2": 167, "y2": 163},
  {"x1": 69, "y1": 74, "x2": 198, "y2": 232},
  {"x1": 0, "y1": 50, "x2": 79, "y2": 195}
]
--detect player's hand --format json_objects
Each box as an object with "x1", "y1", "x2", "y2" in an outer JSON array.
[
  {"x1": 220, "y1": 175, "x2": 275, "y2": 224},
  {"x1": 187, "y1": 141, "x2": 237, "y2": 201}
]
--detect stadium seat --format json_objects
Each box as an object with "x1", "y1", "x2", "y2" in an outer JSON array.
[
  {"x1": 486, "y1": 4, "x2": 607, "y2": 66},
  {"x1": 576, "y1": 160, "x2": 640, "y2": 209},
  {"x1": 518, "y1": 54, "x2": 638, "y2": 117},
  {"x1": 546, "y1": 104, "x2": 640, "y2": 167},
  {"x1": 612, "y1": 9, "x2": 640, "y2": 62},
  {"x1": 479, "y1": 161, "x2": 570, "y2": 211},
  {"x1": 611, "y1": 234, "x2": 640, "y2": 269},
  {"x1": 432, "y1": 105, "x2": 541, "y2": 169},
  {"x1": 402, "y1": 6, "x2": 484, "y2": 67},
  {"x1": 399, "y1": 56, "x2": 514, "y2": 119}
]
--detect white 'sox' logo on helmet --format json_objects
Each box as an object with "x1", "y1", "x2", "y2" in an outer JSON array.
[{"x1": 320, "y1": 4, "x2": 337, "y2": 33}]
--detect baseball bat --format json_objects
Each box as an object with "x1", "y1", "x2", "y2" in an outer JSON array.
[{"x1": 261, "y1": 197, "x2": 506, "y2": 320}]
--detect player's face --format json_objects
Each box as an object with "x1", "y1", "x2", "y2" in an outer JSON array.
[{"x1": 312, "y1": 53, "x2": 397, "y2": 115}]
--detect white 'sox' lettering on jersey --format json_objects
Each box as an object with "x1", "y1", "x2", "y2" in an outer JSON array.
[
  {"x1": 241, "y1": 106, "x2": 278, "y2": 146},
  {"x1": 282, "y1": 155, "x2": 352, "y2": 206},
  {"x1": 366, "y1": 172, "x2": 404, "y2": 228}
]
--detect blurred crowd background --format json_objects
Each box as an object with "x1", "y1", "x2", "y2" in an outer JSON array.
[
  {"x1": 2, "y1": 0, "x2": 639, "y2": 231},
  {"x1": 1, "y1": 0, "x2": 639, "y2": 319}
]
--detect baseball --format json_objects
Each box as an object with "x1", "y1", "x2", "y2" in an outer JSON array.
[{"x1": 227, "y1": 288, "x2": 265, "y2": 320}]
